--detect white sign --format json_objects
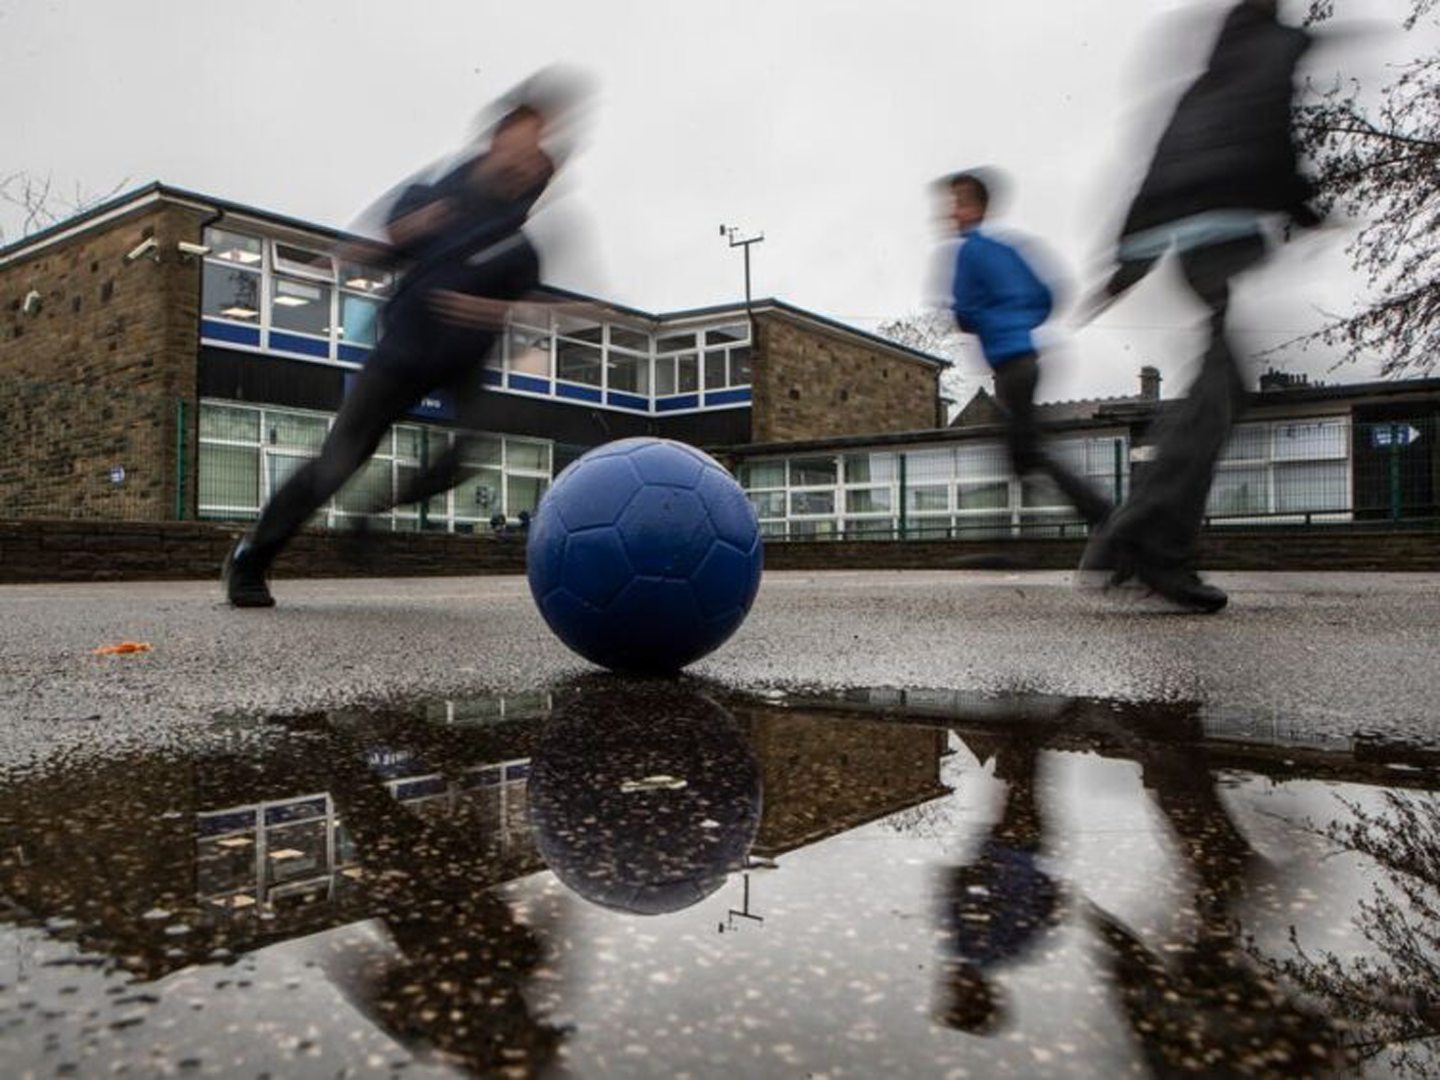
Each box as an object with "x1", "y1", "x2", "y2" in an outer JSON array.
[
  {"x1": 109, "y1": 465, "x2": 126, "y2": 485},
  {"x1": 1371, "y1": 425, "x2": 1422, "y2": 449}
]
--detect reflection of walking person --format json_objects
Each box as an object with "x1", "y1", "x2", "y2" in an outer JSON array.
[
  {"x1": 943, "y1": 172, "x2": 1112, "y2": 531},
  {"x1": 935, "y1": 733, "x2": 1061, "y2": 1034},
  {"x1": 1086, "y1": 741, "x2": 1348, "y2": 1074},
  {"x1": 1080, "y1": 0, "x2": 1323, "y2": 613},
  {"x1": 224, "y1": 70, "x2": 593, "y2": 607}
]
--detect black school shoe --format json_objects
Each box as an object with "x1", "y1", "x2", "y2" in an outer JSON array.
[
  {"x1": 223, "y1": 540, "x2": 275, "y2": 608},
  {"x1": 1133, "y1": 565, "x2": 1228, "y2": 614}
]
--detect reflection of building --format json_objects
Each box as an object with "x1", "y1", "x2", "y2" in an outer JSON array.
[{"x1": 0, "y1": 184, "x2": 945, "y2": 526}]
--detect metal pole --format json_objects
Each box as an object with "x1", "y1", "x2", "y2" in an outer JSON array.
[
  {"x1": 175, "y1": 399, "x2": 187, "y2": 521},
  {"x1": 898, "y1": 453, "x2": 908, "y2": 541},
  {"x1": 1390, "y1": 424, "x2": 1403, "y2": 523}
]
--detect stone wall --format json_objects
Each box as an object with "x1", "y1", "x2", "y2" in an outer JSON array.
[
  {"x1": 751, "y1": 311, "x2": 941, "y2": 442},
  {"x1": 0, "y1": 202, "x2": 208, "y2": 520}
]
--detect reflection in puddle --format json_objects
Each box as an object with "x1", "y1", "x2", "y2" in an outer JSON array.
[{"x1": 0, "y1": 681, "x2": 1436, "y2": 1076}]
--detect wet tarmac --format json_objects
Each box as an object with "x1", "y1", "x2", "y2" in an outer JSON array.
[{"x1": 3, "y1": 676, "x2": 1438, "y2": 1077}]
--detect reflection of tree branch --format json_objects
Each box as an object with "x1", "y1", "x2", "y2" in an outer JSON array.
[{"x1": 1258, "y1": 791, "x2": 1440, "y2": 1076}]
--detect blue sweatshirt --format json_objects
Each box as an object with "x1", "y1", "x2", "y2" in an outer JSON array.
[{"x1": 950, "y1": 229, "x2": 1054, "y2": 367}]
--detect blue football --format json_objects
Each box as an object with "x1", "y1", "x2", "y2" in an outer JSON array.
[{"x1": 526, "y1": 438, "x2": 764, "y2": 673}]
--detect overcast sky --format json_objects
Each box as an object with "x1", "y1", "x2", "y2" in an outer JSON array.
[{"x1": 2, "y1": 0, "x2": 1432, "y2": 405}]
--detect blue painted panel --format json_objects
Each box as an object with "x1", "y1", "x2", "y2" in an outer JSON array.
[
  {"x1": 338, "y1": 342, "x2": 370, "y2": 364},
  {"x1": 556, "y1": 382, "x2": 603, "y2": 403},
  {"x1": 482, "y1": 369, "x2": 504, "y2": 387},
  {"x1": 509, "y1": 374, "x2": 552, "y2": 395},
  {"x1": 201, "y1": 319, "x2": 261, "y2": 347},
  {"x1": 607, "y1": 391, "x2": 649, "y2": 412},
  {"x1": 269, "y1": 330, "x2": 331, "y2": 358},
  {"x1": 343, "y1": 372, "x2": 455, "y2": 420},
  {"x1": 705, "y1": 387, "x2": 753, "y2": 406},
  {"x1": 655, "y1": 394, "x2": 701, "y2": 413}
]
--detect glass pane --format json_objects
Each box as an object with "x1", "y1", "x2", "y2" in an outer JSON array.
[
  {"x1": 506, "y1": 474, "x2": 548, "y2": 515},
  {"x1": 336, "y1": 457, "x2": 393, "y2": 514},
  {"x1": 394, "y1": 426, "x2": 424, "y2": 461},
  {"x1": 556, "y1": 340, "x2": 602, "y2": 386},
  {"x1": 458, "y1": 468, "x2": 502, "y2": 515},
  {"x1": 789, "y1": 519, "x2": 837, "y2": 539},
  {"x1": 1021, "y1": 476, "x2": 1065, "y2": 508},
  {"x1": 267, "y1": 451, "x2": 318, "y2": 502},
  {"x1": 905, "y1": 449, "x2": 954, "y2": 482},
  {"x1": 760, "y1": 521, "x2": 788, "y2": 539},
  {"x1": 730, "y1": 346, "x2": 753, "y2": 385},
  {"x1": 266, "y1": 413, "x2": 328, "y2": 452},
  {"x1": 790, "y1": 490, "x2": 835, "y2": 515},
  {"x1": 1047, "y1": 439, "x2": 1088, "y2": 474},
  {"x1": 953, "y1": 512, "x2": 1012, "y2": 538},
  {"x1": 844, "y1": 518, "x2": 895, "y2": 539},
  {"x1": 654, "y1": 357, "x2": 677, "y2": 396},
  {"x1": 199, "y1": 444, "x2": 259, "y2": 509},
  {"x1": 704, "y1": 350, "x2": 727, "y2": 390},
  {"x1": 908, "y1": 484, "x2": 950, "y2": 513},
  {"x1": 555, "y1": 314, "x2": 603, "y2": 343},
  {"x1": 203, "y1": 228, "x2": 262, "y2": 266},
  {"x1": 739, "y1": 460, "x2": 785, "y2": 489},
  {"x1": 202, "y1": 265, "x2": 261, "y2": 322},
  {"x1": 1274, "y1": 421, "x2": 1347, "y2": 461},
  {"x1": 676, "y1": 353, "x2": 698, "y2": 394},
  {"x1": 656, "y1": 332, "x2": 696, "y2": 353},
  {"x1": 1086, "y1": 438, "x2": 1124, "y2": 476},
  {"x1": 845, "y1": 487, "x2": 893, "y2": 514},
  {"x1": 506, "y1": 439, "x2": 548, "y2": 472},
  {"x1": 1275, "y1": 461, "x2": 1347, "y2": 512},
  {"x1": 956, "y1": 443, "x2": 1008, "y2": 480},
  {"x1": 1220, "y1": 425, "x2": 1268, "y2": 462},
  {"x1": 271, "y1": 278, "x2": 332, "y2": 337},
  {"x1": 461, "y1": 436, "x2": 503, "y2": 467},
  {"x1": 274, "y1": 243, "x2": 332, "y2": 278},
  {"x1": 907, "y1": 516, "x2": 953, "y2": 538},
  {"x1": 200, "y1": 404, "x2": 260, "y2": 443},
  {"x1": 790, "y1": 456, "x2": 838, "y2": 487},
  {"x1": 1207, "y1": 467, "x2": 1268, "y2": 516},
  {"x1": 608, "y1": 353, "x2": 649, "y2": 395},
  {"x1": 508, "y1": 326, "x2": 551, "y2": 377},
  {"x1": 844, "y1": 453, "x2": 897, "y2": 485},
  {"x1": 748, "y1": 491, "x2": 786, "y2": 518},
  {"x1": 339, "y1": 294, "x2": 381, "y2": 348},
  {"x1": 705, "y1": 324, "x2": 748, "y2": 347},
  {"x1": 957, "y1": 480, "x2": 1011, "y2": 510},
  {"x1": 338, "y1": 263, "x2": 393, "y2": 297},
  {"x1": 609, "y1": 326, "x2": 650, "y2": 353}
]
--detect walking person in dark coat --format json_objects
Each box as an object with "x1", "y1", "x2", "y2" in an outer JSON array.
[{"x1": 1079, "y1": 0, "x2": 1323, "y2": 612}]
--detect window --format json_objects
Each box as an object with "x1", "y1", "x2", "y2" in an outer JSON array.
[
  {"x1": 908, "y1": 485, "x2": 950, "y2": 513},
  {"x1": 507, "y1": 325, "x2": 551, "y2": 377},
  {"x1": 339, "y1": 294, "x2": 382, "y2": 348},
  {"x1": 204, "y1": 228, "x2": 262, "y2": 266},
  {"x1": 272, "y1": 242, "x2": 333, "y2": 280},
  {"x1": 845, "y1": 453, "x2": 897, "y2": 486},
  {"x1": 748, "y1": 491, "x2": 786, "y2": 518},
  {"x1": 608, "y1": 352, "x2": 649, "y2": 395},
  {"x1": 271, "y1": 278, "x2": 331, "y2": 337},
  {"x1": 845, "y1": 488, "x2": 893, "y2": 514},
  {"x1": 676, "y1": 353, "x2": 699, "y2": 394},
  {"x1": 790, "y1": 490, "x2": 835, "y2": 515},
  {"x1": 609, "y1": 326, "x2": 650, "y2": 353},
  {"x1": 790, "y1": 457, "x2": 838, "y2": 487},
  {"x1": 338, "y1": 262, "x2": 393, "y2": 297},
  {"x1": 697, "y1": 324, "x2": 752, "y2": 390},
  {"x1": 506, "y1": 474, "x2": 548, "y2": 515},
  {"x1": 202, "y1": 264, "x2": 262, "y2": 323},
  {"x1": 739, "y1": 460, "x2": 785, "y2": 488},
  {"x1": 704, "y1": 351, "x2": 727, "y2": 390}
]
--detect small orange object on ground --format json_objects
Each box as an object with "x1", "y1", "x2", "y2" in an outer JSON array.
[{"x1": 93, "y1": 642, "x2": 152, "y2": 656}]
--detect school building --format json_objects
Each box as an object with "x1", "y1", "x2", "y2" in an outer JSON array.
[{"x1": 1, "y1": 181, "x2": 1437, "y2": 569}]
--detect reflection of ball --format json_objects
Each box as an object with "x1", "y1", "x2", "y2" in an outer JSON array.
[
  {"x1": 526, "y1": 438, "x2": 764, "y2": 674},
  {"x1": 526, "y1": 681, "x2": 762, "y2": 915}
]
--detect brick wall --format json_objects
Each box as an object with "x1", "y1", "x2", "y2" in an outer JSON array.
[
  {"x1": 0, "y1": 519, "x2": 527, "y2": 584},
  {"x1": 752, "y1": 311, "x2": 941, "y2": 442},
  {"x1": 0, "y1": 202, "x2": 208, "y2": 520}
]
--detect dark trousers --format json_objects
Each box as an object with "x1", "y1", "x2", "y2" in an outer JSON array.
[
  {"x1": 992, "y1": 353, "x2": 1112, "y2": 528},
  {"x1": 244, "y1": 300, "x2": 495, "y2": 566},
  {"x1": 1107, "y1": 234, "x2": 1267, "y2": 570}
]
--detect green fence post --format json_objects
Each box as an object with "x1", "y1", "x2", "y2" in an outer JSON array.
[
  {"x1": 175, "y1": 399, "x2": 187, "y2": 521},
  {"x1": 898, "y1": 453, "x2": 908, "y2": 541},
  {"x1": 1113, "y1": 438, "x2": 1124, "y2": 504},
  {"x1": 419, "y1": 432, "x2": 430, "y2": 531},
  {"x1": 1390, "y1": 424, "x2": 1403, "y2": 523}
]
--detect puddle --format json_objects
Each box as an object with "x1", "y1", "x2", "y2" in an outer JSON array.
[{"x1": 1, "y1": 679, "x2": 1437, "y2": 1076}]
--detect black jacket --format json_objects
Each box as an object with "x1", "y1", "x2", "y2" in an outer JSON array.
[{"x1": 1122, "y1": 2, "x2": 1317, "y2": 237}]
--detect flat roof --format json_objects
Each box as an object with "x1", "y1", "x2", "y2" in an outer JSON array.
[{"x1": 0, "y1": 182, "x2": 950, "y2": 369}]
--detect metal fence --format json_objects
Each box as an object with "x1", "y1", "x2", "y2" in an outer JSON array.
[
  {"x1": 2, "y1": 375, "x2": 1435, "y2": 540},
  {"x1": 735, "y1": 416, "x2": 1440, "y2": 541}
]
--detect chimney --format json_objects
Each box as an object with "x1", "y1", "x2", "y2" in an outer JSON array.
[
  {"x1": 1259, "y1": 368, "x2": 1310, "y2": 392},
  {"x1": 1139, "y1": 365, "x2": 1161, "y2": 401}
]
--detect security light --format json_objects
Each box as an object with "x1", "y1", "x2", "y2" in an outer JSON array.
[
  {"x1": 177, "y1": 241, "x2": 212, "y2": 257},
  {"x1": 21, "y1": 289, "x2": 41, "y2": 316}
]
